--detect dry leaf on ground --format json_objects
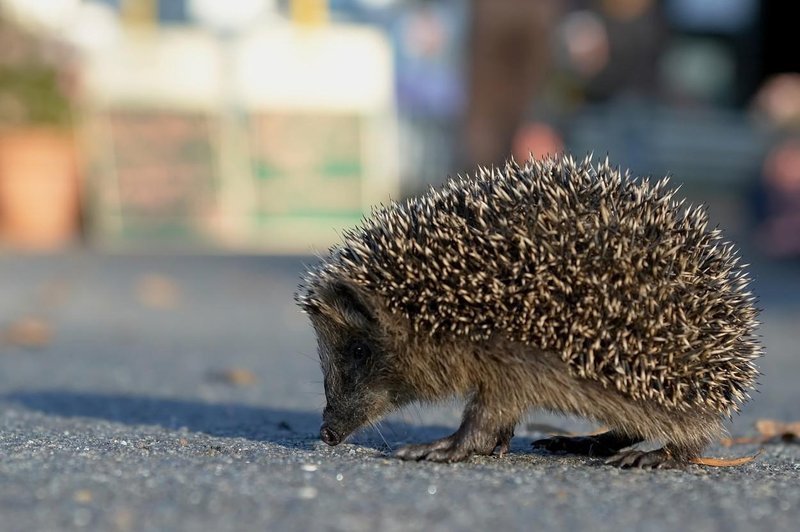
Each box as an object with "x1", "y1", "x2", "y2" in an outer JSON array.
[
  {"x1": 720, "y1": 418, "x2": 800, "y2": 447},
  {"x1": 755, "y1": 419, "x2": 800, "y2": 441},
  {"x1": 73, "y1": 490, "x2": 93, "y2": 503},
  {"x1": 136, "y1": 274, "x2": 181, "y2": 309},
  {"x1": 2, "y1": 317, "x2": 53, "y2": 349},
  {"x1": 206, "y1": 368, "x2": 258, "y2": 386},
  {"x1": 690, "y1": 450, "x2": 761, "y2": 467}
]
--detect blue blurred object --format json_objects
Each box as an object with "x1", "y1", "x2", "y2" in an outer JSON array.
[
  {"x1": 91, "y1": 0, "x2": 122, "y2": 11},
  {"x1": 666, "y1": 0, "x2": 758, "y2": 33},
  {"x1": 389, "y1": 1, "x2": 467, "y2": 119},
  {"x1": 159, "y1": 0, "x2": 189, "y2": 23}
]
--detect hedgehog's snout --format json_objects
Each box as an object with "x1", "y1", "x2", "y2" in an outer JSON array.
[
  {"x1": 319, "y1": 424, "x2": 341, "y2": 446},
  {"x1": 320, "y1": 405, "x2": 345, "y2": 446}
]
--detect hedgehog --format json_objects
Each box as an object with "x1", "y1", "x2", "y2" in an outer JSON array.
[{"x1": 296, "y1": 154, "x2": 762, "y2": 469}]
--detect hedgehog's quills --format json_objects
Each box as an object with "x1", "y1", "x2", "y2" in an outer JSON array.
[{"x1": 297, "y1": 154, "x2": 762, "y2": 469}]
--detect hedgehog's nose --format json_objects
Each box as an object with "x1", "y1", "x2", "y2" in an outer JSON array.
[{"x1": 320, "y1": 424, "x2": 341, "y2": 446}]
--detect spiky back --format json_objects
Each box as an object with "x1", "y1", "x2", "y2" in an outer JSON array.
[{"x1": 298, "y1": 155, "x2": 762, "y2": 415}]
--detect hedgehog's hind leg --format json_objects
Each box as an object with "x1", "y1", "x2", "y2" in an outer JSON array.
[
  {"x1": 604, "y1": 445, "x2": 688, "y2": 469},
  {"x1": 602, "y1": 435, "x2": 707, "y2": 469},
  {"x1": 532, "y1": 431, "x2": 642, "y2": 457},
  {"x1": 604, "y1": 413, "x2": 719, "y2": 469}
]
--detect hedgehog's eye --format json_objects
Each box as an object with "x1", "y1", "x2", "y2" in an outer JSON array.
[{"x1": 345, "y1": 339, "x2": 372, "y2": 362}]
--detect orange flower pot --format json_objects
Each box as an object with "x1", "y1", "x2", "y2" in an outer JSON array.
[{"x1": 0, "y1": 128, "x2": 79, "y2": 250}]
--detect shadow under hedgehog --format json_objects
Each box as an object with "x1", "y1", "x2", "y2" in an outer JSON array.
[{"x1": 296, "y1": 154, "x2": 762, "y2": 469}]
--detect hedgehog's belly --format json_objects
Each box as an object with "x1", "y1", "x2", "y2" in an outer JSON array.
[
  {"x1": 526, "y1": 350, "x2": 644, "y2": 422},
  {"x1": 516, "y1": 346, "x2": 722, "y2": 448}
]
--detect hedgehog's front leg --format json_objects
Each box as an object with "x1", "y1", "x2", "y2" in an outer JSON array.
[{"x1": 394, "y1": 393, "x2": 517, "y2": 463}]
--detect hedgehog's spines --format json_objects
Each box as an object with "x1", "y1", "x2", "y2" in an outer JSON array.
[{"x1": 300, "y1": 154, "x2": 762, "y2": 415}]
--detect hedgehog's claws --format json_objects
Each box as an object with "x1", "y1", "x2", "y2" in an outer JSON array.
[
  {"x1": 394, "y1": 424, "x2": 515, "y2": 462},
  {"x1": 493, "y1": 424, "x2": 515, "y2": 457},
  {"x1": 604, "y1": 449, "x2": 683, "y2": 469},
  {"x1": 393, "y1": 435, "x2": 495, "y2": 463},
  {"x1": 419, "y1": 446, "x2": 472, "y2": 463},
  {"x1": 492, "y1": 438, "x2": 511, "y2": 458},
  {"x1": 394, "y1": 435, "x2": 457, "y2": 461},
  {"x1": 393, "y1": 435, "x2": 479, "y2": 463}
]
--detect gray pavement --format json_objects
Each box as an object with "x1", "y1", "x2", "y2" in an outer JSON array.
[{"x1": 0, "y1": 253, "x2": 798, "y2": 532}]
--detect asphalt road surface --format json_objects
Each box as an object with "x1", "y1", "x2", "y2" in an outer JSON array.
[{"x1": 0, "y1": 253, "x2": 798, "y2": 532}]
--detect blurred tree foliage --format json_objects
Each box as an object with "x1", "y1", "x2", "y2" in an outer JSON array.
[{"x1": 0, "y1": 13, "x2": 75, "y2": 128}]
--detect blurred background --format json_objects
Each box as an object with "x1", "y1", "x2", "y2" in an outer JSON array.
[
  {"x1": 0, "y1": 0, "x2": 797, "y2": 256},
  {"x1": 1, "y1": 3, "x2": 799, "y2": 528}
]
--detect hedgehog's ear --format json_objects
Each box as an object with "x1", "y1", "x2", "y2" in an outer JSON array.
[{"x1": 324, "y1": 280, "x2": 376, "y2": 329}]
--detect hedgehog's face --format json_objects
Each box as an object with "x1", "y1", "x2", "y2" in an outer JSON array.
[{"x1": 309, "y1": 280, "x2": 401, "y2": 446}]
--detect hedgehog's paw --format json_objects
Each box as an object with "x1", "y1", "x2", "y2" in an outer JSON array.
[
  {"x1": 394, "y1": 427, "x2": 512, "y2": 463},
  {"x1": 394, "y1": 435, "x2": 458, "y2": 461},
  {"x1": 604, "y1": 449, "x2": 684, "y2": 469},
  {"x1": 393, "y1": 436, "x2": 483, "y2": 463},
  {"x1": 532, "y1": 431, "x2": 641, "y2": 457},
  {"x1": 413, "y1": 442, "x2": 474, "y2": 463}
]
